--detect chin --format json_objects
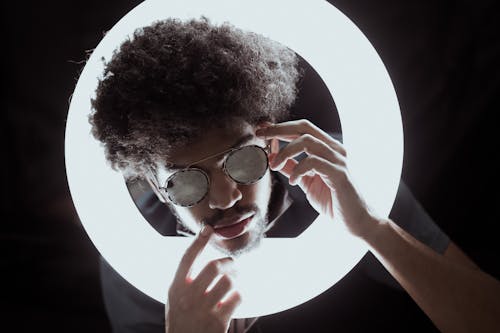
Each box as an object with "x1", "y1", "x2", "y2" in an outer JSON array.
[{"x1": 212, "y1": 230, "x2": 263, "y2": 257}]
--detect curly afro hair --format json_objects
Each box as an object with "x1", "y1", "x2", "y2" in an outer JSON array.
[{"x1": 90, "y1": 17, "x2": 301, "y2": 179}]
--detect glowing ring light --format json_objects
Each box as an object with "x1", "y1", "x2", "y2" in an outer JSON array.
[{"x1": 65, "y1": 0, "x2": 403, "y2": 318}]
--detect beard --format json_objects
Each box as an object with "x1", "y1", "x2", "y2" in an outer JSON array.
[{"x1": 209, "y1": 207, "x2": 268, "y2": 257}]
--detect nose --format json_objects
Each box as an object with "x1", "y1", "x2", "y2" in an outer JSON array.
[{"x1": 208, "y1": 169, "x2": 242, "y2": 210}]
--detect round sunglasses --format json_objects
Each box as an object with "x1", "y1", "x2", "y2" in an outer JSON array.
[{"x1": 150, "y1": 144, "x2": 270, "y2": 207}]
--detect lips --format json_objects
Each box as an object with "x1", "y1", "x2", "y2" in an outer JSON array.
[{"x1": 213, "y1": 215, "x2": 254, "y2": 239}]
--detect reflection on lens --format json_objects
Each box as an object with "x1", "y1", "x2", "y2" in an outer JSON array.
[
  {"x1": 166, "y1": 169, "x2": 208, "y2": 206},
  {"x1": 225, "y1": 146, "x2": 268, "y2": 184}
]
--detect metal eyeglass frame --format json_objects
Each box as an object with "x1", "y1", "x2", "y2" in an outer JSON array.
[{"x1": 146, "y1": 144, "x2": 271, "y2": 207}]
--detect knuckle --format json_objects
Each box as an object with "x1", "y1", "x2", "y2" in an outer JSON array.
[
  {"x1": 295, "y1": 158, "x2": 307, "y2": 173},
  {"x1": 300, "y1": 133, "x2": 314, "y2": 145},
  {"x1": 337, "y1": 167, "x2": 349, "y2": 182},
  {"x1": 219, "y1": 274, "x2": 233, "y2": 289},
  {"x1": 337, "y1": 155, "x2": 347, "y2": 167},
  {"x1": 294, "y1": 160, "x2": 309, "y2": 176},
  {"x1": 301, "y1": 133, "x2": 313, "y2": 140},
  {"x1": 298, "y1": 119, "x2": 311, "y2": 128},
  {"x1": 305, "y1": 155, "x2": 318, "y2": 166},
  {"x1": 177, "y1": 295, "x2": 192, "y2": 311},
  {"x1": 207, "y1": 260, "x2": 221, "y2": 275}
]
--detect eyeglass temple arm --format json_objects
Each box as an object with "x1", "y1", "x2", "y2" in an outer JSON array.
[
  {"x1": 187, "y1": 143, "x2": 271, "y2": 168},
  {"x1": 145, "y1": 167, "x2": 168, "y2": 203},
  {"x1": 186, "y1": 146, "x2": 238, "y2": 168}
]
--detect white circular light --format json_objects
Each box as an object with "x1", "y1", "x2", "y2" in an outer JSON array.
[{"x1": 65, "y1": 0, "x2": 403, "y2": 318}]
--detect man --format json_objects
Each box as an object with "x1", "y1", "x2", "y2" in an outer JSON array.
[
  {"x1": 91, "y1": 17, "x2": 306, "y2": 332},
  {"x1": 90, "y1": 17, "x2": 499, "y2": 332}
]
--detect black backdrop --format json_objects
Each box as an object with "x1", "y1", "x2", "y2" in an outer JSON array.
[{"x1": 4, "y1": 1, "x2": 499, "y2": 332}]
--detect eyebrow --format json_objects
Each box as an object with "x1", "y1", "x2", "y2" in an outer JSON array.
[{"x1": 166, "y1": 133, "x2": 255, "y2": 171}]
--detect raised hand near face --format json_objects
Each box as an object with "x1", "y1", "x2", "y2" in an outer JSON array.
[
  {"x1": 165, "y1": 226, "x2": 241, "y2": 333},
  {"x1": 256, "y1": 119, "x2": 379, "y2": 239}
]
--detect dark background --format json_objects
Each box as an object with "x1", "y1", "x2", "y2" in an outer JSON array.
[{"x1": 4, "y1": 0, "x2": 499, "y2": 332}]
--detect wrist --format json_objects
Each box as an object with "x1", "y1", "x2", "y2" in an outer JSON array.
[{"x1": 357, "y1": 215, "x2": 390, "y2": 246}]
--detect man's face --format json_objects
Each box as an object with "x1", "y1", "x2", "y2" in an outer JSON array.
[{"x1": 153, "y1": 122, "x2": 273, "y2": 256}]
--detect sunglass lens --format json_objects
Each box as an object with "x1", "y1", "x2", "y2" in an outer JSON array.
[
  {"x1": 225, "y1": 146, "x2": 268, "y2": 184},
  {"x1": 166, "y1": 170, "x2": 208, "y2": 206}
]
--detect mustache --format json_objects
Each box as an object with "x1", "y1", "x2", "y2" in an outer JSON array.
[{"x1": 203, "y1": 204, "x2": 259, "y2": 227}]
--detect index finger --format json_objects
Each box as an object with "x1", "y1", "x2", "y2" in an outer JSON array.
[
  {"x1": 256, "y1": 119, "x2": 346, "y2": 156},
  {"x1": 174, "y1": 225, "x2": 213, "y2": 283}
]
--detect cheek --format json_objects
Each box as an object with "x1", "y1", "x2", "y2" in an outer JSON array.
[
  {"x1": 173, "y1": 207, "x2": 203, "y2": 231},
  {"x1": 243, "y1": 172, "x2": 272, "y2": 207}
]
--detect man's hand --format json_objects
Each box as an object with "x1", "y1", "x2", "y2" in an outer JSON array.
[
  {"x1": 258, "y1": 120, "x2": 500, "y2": 332},
  {"x1": 256, "y1": 119, "x2": 378, "y2": 238},
  {"x1": 165, "y1": 226, "x2": 241, "y2": 333}
]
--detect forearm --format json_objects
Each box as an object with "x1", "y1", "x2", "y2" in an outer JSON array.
[{"x1": 362, "y1": 218, "x2": 500, "y2": 333}]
